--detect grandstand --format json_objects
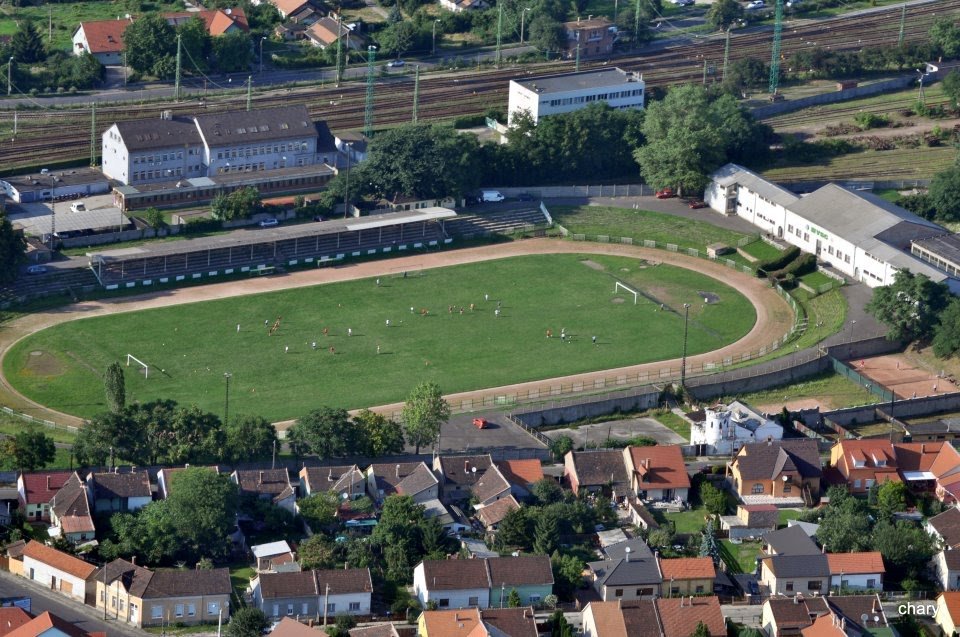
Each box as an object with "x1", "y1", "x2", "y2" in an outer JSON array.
[
  {"x1": 88, "y1": 208, "x2": 456, "y2": 288},
  {"x1": 445, "y1": 207, "x2": 550, "y2": 238}
]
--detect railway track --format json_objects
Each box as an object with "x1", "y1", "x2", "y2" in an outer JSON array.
[{"x1": 0, "y1": 0, "x2": 957, "y2": 169}]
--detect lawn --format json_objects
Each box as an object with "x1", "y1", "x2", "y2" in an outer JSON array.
[
  {"x1": 739, "y1": 239, "x2": 783, "y2": 263},
  {"x1": 719, "y1": 540, "x2": 761, "y2": 575},
  {"x1": 778, "y1": 509, "x2": 801, "y2": 527},
  {"x1": 229, "y1": 563, "x2": 256, "y2": 604},
  {"x1": 653, "y1": 410, "x2": 691, "y2": 441},
  {"x1": 661, "y1": 506, "x2": 711, "y2": 535},
  {"x1": 0, "y1": 412, "x2": 76, "y2": 445},
  {"x1": 723, "y1": 370, "x2": 877, "y2": 411},
  {"x1": 798, "y1": 270, "x2": 838, "y2": 292},
  {"x1": 551, "y1": 206, "x2": 751, "y2": 252},
  {"x1": 5, "y1": 254, "x2": 756, "y2": 421},
  {"x1": 763, "y1": 145, "x2": 956, "y2": 183}
]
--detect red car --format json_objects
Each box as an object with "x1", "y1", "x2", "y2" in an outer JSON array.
[
  {"x1": 655, "y1": 188, "x2": 676, "y2": 199},
  {"x1": 687, "y1": 199, "x2": 707, "y2": 209},
  {"x1": 472, "y1": 418, "x2": 489, "y2": 429}
]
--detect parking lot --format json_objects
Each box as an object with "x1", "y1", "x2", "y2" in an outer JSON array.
[
  {"x1": 438, "y1": 411, "x2": 546, "y2": 454},
  {"x1": 9, "y1": 193, "x2": 124, "y2": 236}
]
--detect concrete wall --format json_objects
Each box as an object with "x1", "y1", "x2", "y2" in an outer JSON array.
[
  {"x1": 510, "y1": 387, "x2": 660, "y2": 427},
  {"x1": 61, "y1": 224, "x2": 181, "y2": 249},
  {"x1": 686, "y1": 355, "x2": 830, "y2": 401},
  {"x1": 751, "y1": 76, "x2": 915, "y2": 120}
]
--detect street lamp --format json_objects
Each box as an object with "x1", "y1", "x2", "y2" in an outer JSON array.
[
  {"x1": 223, "y1": 372, "x2": 232, "y2": 427},
  {"x1": 7, "y1": 57, "x2": 12, "y2": 96},
  {"x1": 259, "y1": 36, "x2": 267, "y2": 74},
  {"x1": 343, "y1": 141, "x2": 353, "y2": 219},
  {"x1": 520, "y1": 7, "x2": 531, "y2": 44},
  {"x1": 432, "y1": 19, "x2": 441, "y2": 55},
  {"x1": 680, "y1": 303, "x2": 691, "y2": 387}
]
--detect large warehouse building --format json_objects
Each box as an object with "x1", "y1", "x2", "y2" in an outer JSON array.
[
  {"x1": 507, "y1": 67, "x2": 644, "y2": 124},
  {"x1": 705, "y1": 164, "x2": 958, "y2": 291}
]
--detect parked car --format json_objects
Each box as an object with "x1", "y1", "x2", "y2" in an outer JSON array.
[
  {"x1": 687, "y1": 199, "x2": 707, "y2": 209},
  {"x1": 387, "y1": 60, "x2": 405, "y2": 67},
  {"x1": 746, "y1": 0, "x2": 765, "y2": 8},
  {"x1": 70, "y1": 202, "x2": 86, "y2": 212},
  {"x1": 516, "y1": 193, "x2": 536, "y2": 201},
  {"x1": 655, "y1": 188, "x2": 676, "y2": 199},
  {"x1": 258, "y1": 218, "x2": 280, "y2": 227},
  {"x1": 473, "y1": 418, "x2": 489, "y2": 429},
  {"x1": 26, "y1": 265, "x2": 48, "y2": 274}
]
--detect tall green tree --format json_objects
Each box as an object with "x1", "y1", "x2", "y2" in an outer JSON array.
[
  {"x1": 289, "y1": 407, "x2": 353, "y2": 458},
  {"x1": 871, "y1": 520, "x2": 936, "y2": 581},
  {"x1": 876, "y1": 481, "x2": 908, "y2": 520},
  {"x1": 73, "y1": 411, "x2": 130, "y2": 467},
  {"x1": 223, "y1": 415, "x2": 277, "y2": 463},
  {"x1": 928, "y1": 165, "x2": 960, "y2": 223},
  {"x1": 496, "y1": 506, "x2": 532, "y2": 550},
  {"x1": 699, "y1": 482, "x2": 727, "y2": 516},
  {"x1": 527, "y1": 15, "x2": 565, "y2": 53},
  {"x1": 104, "y1": 362, "x2": 126, "y2": 414},
  {"x1": 226, "y1": 608, "x2": 270, "y2": 637},
  {"x1": 706, "y1": 0, "x2": 743, "y2": 31},
  {"x1": 0, "y1": 428, "x2": 55, "y2": 471},
  {"x1": 0, "y1": 212, "x2": 26, "y2": 284},
  {"x1": 550, "y1": 552, "x2": 584, "y2": 601},
  {"x1": 550, "y1": 610, "x2": 574, "y2": 637},
  {"x1": 123, "y1": 14, "x2": 177, "y2": 77},
  {"x1": 401, "y1": 382, "x2": 450, "y2": 454},
  {"x1": 161, "y1": 467, "x2": 239, "y2": 562},
  {"x1": 690, "y1": 622, "x2": 711, "y2": 637},
  {"x1": 933, "y1": 299, "x2": 960, "y2": 358},
  {"x1": 507, "y1": 588, "x2": 522, "y2": 608},
  {"x1": 377, "y1": 21, "x2": 420, "y2": 59},
  {"x1": 177, "y1": 16, "x2": 212, "y2": 73},
  {"x1": 533, "y1": 512, "x2": 559, "y2": 555},
  {"x1": 353, "y1": 409, "x2": 405, "y2": 456},
  {"x1": 297, "y1": 491, "x2": 340, "y2": 531},
  {"x1": 297, "y1": 534, "x2": 337, "y2": 570},
  {"x1": 930, "y1": 18, "x2": 960, "y2": 60},
  {"x1": 10, "y1": 21, "x2": 45, "y2": 64},
  {"x1": 866, "y1": 270, "x2": 951, "y2": 343},
  {"x1": 163, "y1": 405, "x2": 224, "y2": 464},
  {"x1": 942, "y1": 69, "x2": 960, "y2": 109},
  {"x1": 212, "y1": 31, "x2": 254, "y2": 73}
]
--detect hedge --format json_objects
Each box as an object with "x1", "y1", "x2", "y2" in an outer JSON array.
[
  {"x1": 770, "y1": 252, "x2": 817, "y2": 279},
  {"x1": 756, "y1": 245, "x2": 800, "y2": 277}
]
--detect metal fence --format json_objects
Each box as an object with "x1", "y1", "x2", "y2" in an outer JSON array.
[
  {"x1": 491, "y1": 184, "x2": 648, "y2": 198},
  {"x1": 0, "y1": 405, "x2": 79, "y2": 433},
  {"x1": 830, "y1": 357, "x2": 896, "y2": 403}
]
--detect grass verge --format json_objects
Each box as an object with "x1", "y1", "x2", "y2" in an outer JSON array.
[{"x1": 721, "y1": 370, "x2": 878, "y2": 410}]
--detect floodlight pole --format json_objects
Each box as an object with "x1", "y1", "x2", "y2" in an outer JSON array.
[
  {"x1": 223, "y1": 372, "x2": 232, "y2": 427},
  {"x1": 343, "y1": 141, "x2": 353, "y2": 219},
  {"x1": 680, "y1": 303, "x2": 691, "y2": 387}
]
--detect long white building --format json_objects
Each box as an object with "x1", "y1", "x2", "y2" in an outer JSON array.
[
  {"x1": 705, "y1": 164, "x2": 957, "y2": 291},
  {"x1": 507, "y1": 67, "x2": 644, "y2": 125}
]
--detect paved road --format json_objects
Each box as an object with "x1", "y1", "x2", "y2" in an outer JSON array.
[
  {"x1": 0, "y1": 569, "x2": 146, "y2": 637},
  {"x1": 722, "y1": 603, "x2": 763, "y2": 628}
]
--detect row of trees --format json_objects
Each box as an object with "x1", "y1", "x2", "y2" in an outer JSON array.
[
  {"x1": 123, "y1": 14, "x2": 253, "y2": 79},
  {"x1": 1, "y1": 22, "x2": 104, "y2": 93},
  {"x1": 866, "y1": 270, "x2": 960, "y2": 359}
]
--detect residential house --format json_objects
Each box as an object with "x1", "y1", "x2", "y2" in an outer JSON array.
[
  {"x1": 471, "y1": 465, "x2": 511, "y2": 507},
  {"x1": 422, "y1": 498, "x2": 470, "y2": 536},
  {"x1": 826, "y1": 552, "x2": 884, "y2": 591},
  {"x1": 299, "y1": 465, "x2": 365, "y2": 500},
  {"x1": 334, "y1": 131, "x2": 369, "y2": 164},
  {"x1": 623, "y1": 445, "x2": 691, "y2": 503},
  {"x1": 417, "y1": 607, "x2": 537, "y2": 637},
  {"x1": 931, "y1": 549, "x2": 960, "y2": 591},
  {"x1": 936, "y1": 592, "x2": 960, "y2": 637},
  {"x1": 306, "y1": 16, "x2": 366, "y2": 50},
  {"x1": 720, "y1": 504, "x2": 779, "y2": 540},
  {"x1": 587, "y1": 541, "x2": 662, "y2": 601},
  {"x1": 496, "y1": 459, "x2": 544, "y2": 499},
  {"x1": 0, "y1": 472, "x2": 19, "y2": 525},
  {"x1": 562, "y1": 17, "x2": 616, "y2": 60},
  {"x1": 761, "y1": 595, "x2": 889, "y2": 637},
  {"x1": 90, "y1": 559, "x2": 231, "y2": 628},
  {"x1": 260, "y1": 0, "x2": 313, "y2": 19},
  {"x1": 251, "y1": 568, "x2": 373, "y2": 619},
  {"x1": 48, "y1": 474, "x2": 95, "y2": 544},
  {"x1": 658, "y1": 557, "x2": 716, "y2": 596},
  {"x1": 71, "y1": 18, "x2": 131, "y2": 65},
  {"x1": 902, "y1": 418, "x2": 960, "y2": 442},
  {"x1": 251, "y1": 541, "x2": 297, "y2": 573},
  {"x1": 728, "y1": 440, "x2": 822, "y2": 505},
  {"x1": 349, "y1": 624, "x2": 401, "y2": 637},
  {"x1": 581, "y1": 600, "x2": 659, "y2": 637},
  {"x1": 461, "y1": 538, "x2": 498, "y2": 559},
  {"x1": 656, "y1": 597, "x2": 726, "y2": 637},
  {"x1": 156, "y1": 466, "x2": 220, "y2": 499},
  {"x1": 602, "y1": 538, "x2": 651, "y2": 561},
  {"x1": 760, "y1": 554, "x2": 830, "y2": 596},
  {"x1": 232, "y1": 469, "x2": 296, "y2": 513},
  {"x1": 438, "y1": 0, "x2": 488, "y2": 12},
  {"x1": 896, "y1": 442, "x2": 960, "y2": 503},
  {"x1": 366, "y1": 462, "x2": 438, "y2": 504},
  {"x1": 0, "y1": 607, "x2": 32, "y2": 635},
  {"x1": 18, "y1": 471, "x2": 74, "y2": 522},
  {"x1": 4, "y1": 539, "x2": 26, "y2": 577},
  {"x1": 926, "y1": 506, "x2": 960, "y2": 548},
  {"x1": 763, "y1": 526, "x2": 821, "y2": 557},
  {"x1": 20, "y1": 541, "x2": 96, "y2": 603},
  {"x1": 627, "y1": 500, "x2": 659, "y2": 531},
  {"x1": 3, "y1": 611, "x2": 108, "y2": 637},
  {"x1": 828, "y1": 441, "x2": 900, "y2": 494},
  {"x1": 475, "y1": 495, "x2": 520, "y2": 532},
  {"x1": 563, "y1": 450, "x2": 630, "y2": 501},
  {"x1": 268, "y1": 617, "x2": 320, "y2": 637},
  {"x1": 689, "y1": 401, "x2": 783, "y2": 455},
  {"x1": 163, "y1": 8, "x2": 249, "y2": 35},
  {"x1": 87, "y1": 470, "x2": 152, "y2": 513},
  {"x1": 486, "y1": 556, "x2": 554, "y2": 608},
  {"x1": 434, "y1": 455, "x2": 494, "y2": 504}
]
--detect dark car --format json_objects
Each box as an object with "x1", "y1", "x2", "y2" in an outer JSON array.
[{"x1": 516, "y1": 193, "x2": 536, "y2": 202}]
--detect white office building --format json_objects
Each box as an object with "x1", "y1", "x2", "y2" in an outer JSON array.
[
  {"x1": 705, "y1": 163, "x2": 957, "y2": 291},
  {"x1": 507, "y1": 67, "x2": 644, "y2": 124}
]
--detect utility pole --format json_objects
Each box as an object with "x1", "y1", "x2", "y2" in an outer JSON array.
[
  {"x1": 123, "y1": 51, "x2": 127, "y2": 85},
  {"x1": 48, "y1": 6, "x2": 52, "y2": 42},
  {"x1": 7, "y1": 57, "x2": 12, "y2": 96},
  {"x1": 575, "y1": 43, "x2": 580, "y2": 72},
  {"x1": 323, "y1": 584, "x2": 330, "y2": 626},
  {"x1": 768, "y1": 0, "x2": 783, "y2": 95},
  {"x1": 897, "y1": 2, "x2": 906, "y2": 47},
  {"x1": 411, "y1": 65, "x2": 420, "y2": 123},
  {"x1": 246, "y1": 75, "x2": 252, "y2": 112},
  {"x1": 364, "y1": 46, "x2": 376, "y2": 138},
  {"x1": 174, "y1": 34, "x2": 182, "y2": 102},
  {"x1": 89, "y1": 103, "x2": 96, "y2": 167},
  {"x1": 634, "y1": 0, "x2": 641, "y2": 49},
  {"x1": 680, "y1": 303, "x2": 691, "y2": 387},
  {"x1": 335, "y1": 17, "x2": 344, "y2": 87},
  {"x1": 343, "y1": 142, "x2": 352, "y2": 219},
  {"x1": 223, "y1": 372, "x2": 232, "y2": 428},
  {"x1": 722, "y1": 28, "x2": 731, "y2": 83},
  {"x1": 702, "y1": 59, "x2": 708, "y2": 85},
  {"x1": 520, "y1": 7, "x2": 530, "y2": 44},
  {"x1": 495, "y1": 2, "x2": 503, "y2": 69}
]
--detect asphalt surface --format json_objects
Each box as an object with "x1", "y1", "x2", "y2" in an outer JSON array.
[{"x1": 544, "y1": 417, "x2": 686, "y2": 447}]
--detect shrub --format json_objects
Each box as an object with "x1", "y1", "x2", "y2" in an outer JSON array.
[
  {"x1": 853, "y1": 112, "x2": 889, "y2": 129},
  {"x1": 769, "y1": 253, "x2": 817, "y2": 279},
  {"x1": 756, "y1": 245, "x2": 800, "y2": 277}
]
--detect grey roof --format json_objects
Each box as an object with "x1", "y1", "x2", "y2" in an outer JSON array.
[
  {"x1": 368, "y1": 461, "x2": 438, "y2": 498},
  {"x1": 472, "y1": 465, "x2": 511, "y2": 503},
  {"x1": 512, "y1": 67, "x2": 643, "y2": 94},
  {"x1": 569, "y1": 450, "x2": 630, "y2": 489},
  {"x1": 944, "y1": 549, "x2": 960, "y2": 570},
  {"x1": 194, "y1": 105, "x2": 315, "y2": 145},
  {"x1": 91, "y1": 559, "x2": 154, "y2": 598},
  {"x1": 929, "y1": 507, "x2": 960, "y2": 547},
  {"x1": 913, "y1": 233, "x2": 960, "y2": 267},
  {"x1": 905, "y1": 418, "x2": 960, "y2": 436},
  {"x1": 2, "y1": 167, "x2": 109, "y2": 192},
  {"x1": 735, "y1": 440, "x2": 821, "y2": 481},
  {"x1": 825, "y1": 595, "x2": 888, "y2": 631},
  {"x1": 603, "y1": 538, "x2": 654, "y2": 561},
  {"x1": 786, "y1": 520, "x2": 820, "y2": 537},
  {"x1": 143, "y1": 568, "x2": 232, "y2": 598},
  {"x1": 763, "y1": 525, "x2": 820, "y2": 556},
  {"x1": 763, "y1": 554, "x2": 830, "y2": 578},
  {"x1": 89, "y1": 470, "x2": 152, "y2": 499},
  {"x1": 303, "y1": 465, "x2": 363, "y2": 495},
  {"x1": 710, "y1": 163, "x2": 798, "y2": 208},
  {"x1": 114, "y1": 116, "x2": 202, "y2": 151},
  {"x1": 588, "y1": 557, "x2": 662, "y2": 587}
]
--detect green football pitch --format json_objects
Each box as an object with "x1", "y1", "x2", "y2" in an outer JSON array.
[{"x1": 4, "y1": 254, "x2": 757, "y2": 421}]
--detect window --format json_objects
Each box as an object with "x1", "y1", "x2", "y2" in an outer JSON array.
[
  {"x1": 866, "y1": 479, "x2": 875, "y2": 488},
  {"x1": 100, "y1": 590, "x2": 105, "y2": 602},
  {"x1": 120, "y1": 600, "x2": 125, "y2": 612},
  {"x1": 112, "y1": 596, "x2": 117, "y2": 609},
  {"x1": 785, "y1": 582, "x2": 794, "y2": 592},
  {"x1": 272, "y1": 604, "x2": 279, "y2": 617},
  {"x1": 468, "y1": 597, "x2": 479, "y2": 606},
  {"x1": 788, "y1": 225, "x2": 793, "y2": 233},
  {"x1": 327, "y1": 603, "x2": 336, "y2": 613},
  {"x1": 615, "y1": 589, "x2": 624, "y2": 598},
  {"x1": 301, "y1": 603, "x2": 308, "y2": 615},
  {"x1": 529, "y1": 595, "x2": 541, "y2": 603},
  {"x1": 349, "y1": 602, "x2": 361, "y2": 611},
  {"x1": 854, "y1": 479, "x2": 862, "y2": 489},
  {"x1": 152, "y1": 606, "x2": 163, "y2": 620},
  {"x1": 287, "y1": 604, "x2": 294, "y2": 615},
  {"x1": 208, "y1": 602, "x2": 220, "y2": 616},
  {"x1": 671, "y1": 587, "x2": 680, "y2": 595},
  {"x1": 808, "y1": 581, "x2": 822, "y2": 591},
  {"x1": 803, "y1": 233, "x2": 809, "y2": 242},
  {"x1": 845, "y1": 255, "x2": 851, "y2": 264},
  {"x1": 783, "y1": 484, "x2": 792, "y2": 494},
  {"x1": 187, "y1": 604, "x2": 195, "y2": 617},
  {"x1": 175, "y1": 604, "x2": 184, "y2": 618},
  {"x1": 752, "y1": 483, "x2": 764, "y2": 494},
  {"x1": 695, "y1": 585, "x2": 704, "y2": 593},
  {"x1": 438, "y1": 599, "x2": 449, "y2": 608}
]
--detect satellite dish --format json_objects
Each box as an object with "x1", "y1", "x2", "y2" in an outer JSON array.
[
  {"x1": 471, "y1": 467, "x2": 477, "y2": 474},
  {"x1": 861, "y1": 614, "x2": 869, "y2": 624},
  {"x1": 782, "y1": 475, "x2": 789, "y2": 481},
  {"x1": 873, "y1": 616, "x2": 880, "y2": 623}
]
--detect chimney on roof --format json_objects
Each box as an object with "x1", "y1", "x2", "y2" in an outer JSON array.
[
  {"x1": 454, "y1": 612, "x2": 459, "y2": 622},
  {"x1": 464, "y1": 461, "x2": 471, "y2": 473},
  {"x1": 396, "y1": 464, "x2": 401, "y2": 478},
  {"x1": 841, "y1": 617, "x2": 846, "y2": 631},
  {"x1": 680, "y1": 597, "x2": 684, "y2": 608},
  {"x1": 258, "y1": 471, "x2": 264, "y2": 485},
  {"x1": 768, "y1": 439, "x2": 772, "y2": 446},
  {"x1": 328, "y1": 469, "x2": 333, "y2": 481},
  {"x1": 131, "y1": 555, "x2": 136, "y2": 565},
  {"x1": 625, "y1": 547, "x2": 631, "y2": 563},
  {"x1": 922, "y1": 444, "x2": 926, "y2": 453},
  {"x1": 794, "y1": 595, "x2": 799, "y2": 604},
  {"x1": 645, "y1": 458, "x2": 651, "y2": 469},
  {"x1": 46, "y1": 476, "x2": 51, "y2": 490}
]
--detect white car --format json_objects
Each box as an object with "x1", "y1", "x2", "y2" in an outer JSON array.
[
  {"x1": 746, "y1": 0, "x2": 765, "y2": 8},
  {"x1": 258, "y1": 218, "x2": 279, "y2": 228},
  {"x1": 387, "y1": 60, "x2": 405, "y2": 68},
  {"x1": 671, "y1": 0, "x2": 694, "y2": 5},
  {"x1": 70, "y1": 202, "x2": 86, "y2": 212}
]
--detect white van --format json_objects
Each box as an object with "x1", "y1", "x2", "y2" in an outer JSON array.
[
  {"x1": 70, "y1": 202, "x2": 86, "y2": 212},
  {"x1": 481, "y1": 190, "x2": 505, "y2": 202}
]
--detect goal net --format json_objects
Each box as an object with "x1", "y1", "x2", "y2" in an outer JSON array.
[
  {"x1": 613, "y1": 281, "x2": 639, "y2": 305},
  {"x1": 127, "y1": 354, "x2": 149, "y2": 378}
]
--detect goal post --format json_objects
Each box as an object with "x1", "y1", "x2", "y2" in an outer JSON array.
[
  {"x1": 126, "y1": 354, "x2": 149, "y2": 378},
  {"x1": 614, "y1": 281, "x2": 638, "y2": 305}
]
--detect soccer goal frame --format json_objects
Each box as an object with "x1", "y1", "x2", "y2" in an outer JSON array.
[
  {"x1": 127, "y1": 354, "x2": 149, "y2": 378},
  {"x1": 613, "y1": 281, "x2": 639, "y2": 305}
]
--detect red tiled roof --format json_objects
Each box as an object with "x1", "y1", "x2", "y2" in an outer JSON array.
[
  {"x1": 800, "y1": 613, "x2": 845, "y2": 637},
  {"x1": 21, "y1": 541, "x2": 96, "y2": 580},
  {"x1": 629, "y1": 445, "x2": 691, "y2": 490},
  {"x1": 656, "y1": 596, "x2": 726, "y2": 637},
  {"x1": 0, "y1": 607, "x2": 32, "y2": 636},
  {"x1": 584, "y1": 602, "x2": 628, "y2": 637},
  {"x1": 5, "y1": 611, "x2": 97, "y2": 637},
  {"x1": 419, "y1": 609, "x2": 483, "y2": 637},
  {"x1": 496, "y1": 459, "x2": 544, "y2": 487},
  {"x1": 826, "y1": 552, "x2": 885, "y2": 575},
  {"x1": 74, "y1": 20, "x2": 131, "y2": 55},
  {"x1": 659, "y1": 557, "x2": 717, "y2": 581},
  {"x1": 940, "y1": 592, "x2": 960, "y2": 623},
  {"x1": 476, "y1": 495, "x2": 520, "y2": 528},
  {"x1": 163, "y1": 8, "x2": 248, "y2": 35},
  {"x1": 895, "y1": 442, "x2": 946, "y2": 472},
  {"x1": 270, "y1": 0, "x2": 311, "y2": 16},
  {"x1": 19, "y1": 471, "x2": 74, "y2": 506}
]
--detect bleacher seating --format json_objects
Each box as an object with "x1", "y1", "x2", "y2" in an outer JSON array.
[{"x1": 444, "y1": 208, "x2": 548, "y2": 238}]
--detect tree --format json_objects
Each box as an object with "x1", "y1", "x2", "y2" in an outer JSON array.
[
  {"x1": 706, "y1": 0, "x2": 743, "y2": 31},
  {"x1": 177, "y1": 16, "x2": 212, "y2": 73},
  {"x1": 163, "y1": 405, "x2": 224, "y2": 464},
  {"x1": 724, "y1": 58, "x2": 768, "y2": 96},
  {"x1": 226, "y1": 608, "x2": 270, "y2": 637},
  {"x1": 353, "y1": 409, "x2": 404, "y2": 456},
  {"x1": 496, "y1": 507, "x2": 531, "y2": 550},
  {"x1": 507, "y1": 588, "x2": 522, "y2": 608},
  {"x1": 73, "y1": 411, "x2": 129, "y2": 467},
  {"x1": 549, "y1": 435, "x2": 574, "y2": 461},
  {"x1": 213, "y1": 31, "x2": 254, "y2": 73},
  {"x1": 930, "y1": 18, "x2": 960, "y2": 60},
  {"x1": 816, "y1": 490, "x2": 872, "y2": 553},
  {"x1": 876, "y1": 481, "x2": 908, "y2": 520},
  {"x1": 690, "y1": 622, "x2": 711, "y2": 637},
  {"x1": 210, "y1": 186, "x2": 262, "y2": 221},
  {"x1": 297, "y1": 491, "x2": 340, "y2": 531},
  {"x1": 699, "y1": 519, "x2": 720, "y2": 565},
  {"x1": 928, "y1": 165, "x2": 960, "y2": 222},
  {"x1": 387, "y1": 3, "x2": 403, "y2": 23},
  {"x1": 551, "y1": 552, "x2": 584, "y2": 601},
  {"x1": 223, "y1": 415, "x2": 277, "y2": 463},
  {"x1": 289, "y1": 407, "x2": 353, "y2": 458},
  {"x1": 533, "y1": 512, "x2": 559, "y2": 555},
  {"x1": 866, "y1": 270, "x2": 951, "y2": 343},
  {"x1": 871, "y1": 520, "x2": 936, "y2": 581},
  {"x1": 699, "y1": 482, "x2": 727, "y2": 516},
  {"x1": 933, "y1": 299, "x2": 960, "y2": 358},
  {"x1": 943, "y1": 69, "x2": 960, "y2": 109},
  {"x1": 527, "y1": 15, "x2": 565, "y2": 53},
  {"x1": 298, "y1": 534, "x2": 337, "y2": 570},
  {"x1": 377, "y1": 21, "x2": 418, "y2": 59},
  {"x1": 104, "y1": 362, "x2": 126, "y2": 414},
  {"x1": 531, "y1": 478, "x2": 563, "y2": 506},
  {"x1": 647, "y1": 527, "x2": 674, "y2": 549},
  {"x1": 550, "y1": 610, "x2": 574, "y2": 637},
  {"x1": 10, "y1": 21, "x2": 44, "y2": 64},
  {"x1": 160, "y1": 467, "x2": 240, "y2": 562},
  {"x1": 0, "y1": 428, "x2": 55, "y2": 471},
  {"x1": 0, "y1": 212, "x2": 26, "y2": 285},
  {"x1": 123, "y1": 14, "x2": 177, "y2": 77},
  {"x1": 402, "y1": 382, "x2": 450, "y2": 454}
]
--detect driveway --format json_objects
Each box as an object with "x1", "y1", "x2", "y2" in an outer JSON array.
[{"x1": 543, "y1": 416, "x2": 686, "y2": 448}]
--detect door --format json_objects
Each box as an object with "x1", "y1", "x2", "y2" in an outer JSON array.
[
  {"x1": 815, "y1": 239, "x2": 822, "y2": 256},
  {"x1": 777, "y1": 226, "x2": 783, "y2": 238},
  {"x1": 50, "y1": 576, "x2": 57, "y2": 590}
]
